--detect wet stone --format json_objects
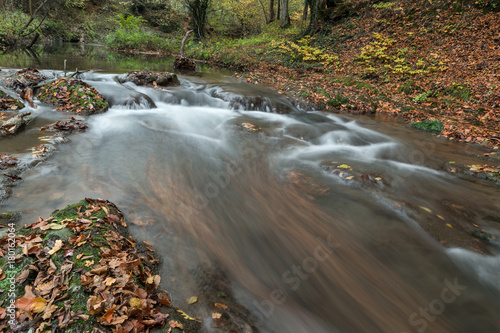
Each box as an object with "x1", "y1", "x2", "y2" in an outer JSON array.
[{"x1": 118, "y1": 71, "x2": 180, "y2": 88}]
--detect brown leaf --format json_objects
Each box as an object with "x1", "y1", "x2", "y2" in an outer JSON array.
[
  {"x1": 102, "y1": 307, "x2": 115, "y2": 324},
  {"x1": 42, "y1": 304, "x2": 58, "y2": 320},
  {"x1": 157, "y1": 292, "x2": 171, "y2": 307}
]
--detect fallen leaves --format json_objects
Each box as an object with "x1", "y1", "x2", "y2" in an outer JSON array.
[
  {"x1": 0, "y1": 198, "x2": 175, "y2": 332},
  {"x1": 37, "y1": 78, "x2": 109, "y2": 115}
]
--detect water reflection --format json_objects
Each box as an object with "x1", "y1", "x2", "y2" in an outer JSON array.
[{"x1": 0, "y1": 42, "x2": 216, "y2": 74}]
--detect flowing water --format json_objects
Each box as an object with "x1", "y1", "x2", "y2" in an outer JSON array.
[{"x1": 1, "y1": 45, "x2": 500, "y2": 333}]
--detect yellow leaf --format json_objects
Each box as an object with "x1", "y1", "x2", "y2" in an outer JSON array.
[
  {"x1": 32, "y1": 297, "x2": 47, "y2": 314},
  {"x1": 48, "y1": 240, "x2": 63, "y2": 255},
  {"x1": 419, "y1": 206, "x2": 432, "y2": 213},
  {"x1": 339, "y1": 164, "x2": 351, "y2": 169},
  {"x1": 187, "y1": 296, "x2": 198, "y2": 304},
  {"x1": 176, "y1": 309, "x2": 199, "y2": 321},
  {"x1": 437, "y1": 215, "x2": 445, "y2": 220},
  {"x1": 130, "y1": 297, "x2": 142, "y2": 309},
  {"x1": 446, "y1": 223, "x2": 453, "y2": 228},
  {"x1": 40, "y1": 223, "x2": 67, "y2": 230},
  {"x1": 85, "y1": 260, "x2": 94, "y2": 267}
]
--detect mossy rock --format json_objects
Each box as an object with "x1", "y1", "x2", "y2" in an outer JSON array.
[
  {"x1": 37, "y1": 78, "x2": 109, "y2": 115},
  {"x1": 0, "y1": 90, "x2": 24, "y2": 111},
  {"x1": 0, "y1": 198, "x2": 200, "y2": 333},
  {"x1": 119, "y1": 71, "x2": 180, "y2": 87}
]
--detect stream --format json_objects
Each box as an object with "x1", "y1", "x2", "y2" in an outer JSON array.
[{"x1": 1, "y1": 44, "x2": 500, "y2": 333}]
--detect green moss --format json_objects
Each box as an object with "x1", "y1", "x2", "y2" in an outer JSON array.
[
  {"x1": 328, "y1": 94, "x2": 350, "y2": 108},
  {"x1": 0, "y1": 90, "x2": 24, "y2": 111},
  {"x1": 51, "y1": 199, "x2": 108, "y2": 221},
  {"x1": 410, "y1": 119, "x2": 444, "y2": 133}
]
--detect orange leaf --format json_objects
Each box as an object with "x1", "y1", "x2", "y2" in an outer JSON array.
[{"x1": 102, "y1": 307, "x2": 115, "y2": 324}]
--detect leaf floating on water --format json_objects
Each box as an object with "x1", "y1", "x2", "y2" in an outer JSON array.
[
  {"x1": 419, "y1": 206, "x2": 432, "y2": 213},
  {"x1": 214, "y1": 303, "x2": 228, "y2": 310},
  {"x1": 176, "y1": 309, "x2": 198, "y2": 321},
  {"x1": 446, "y1": 223, "x2": 453, "y2": 228},
  {"x1": 187, "y1": 296, "x2": 198, "y2": 304},
  {"x1": 346, "y1": 176, "x2": 355, "y2": 180},
  {"x1": 375, "y1": 177, "x2": 382, "y2": 181},
  {"x1": 449, "y1": 161, "x2": 455, "y2": 164},
  {"x1": 339, "y1": 164, "x2": 351, "y2": 169}
]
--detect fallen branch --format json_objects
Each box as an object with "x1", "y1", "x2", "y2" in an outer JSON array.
[{"x1": 180, "y1": 30, "x2": 193, "y2": 57}]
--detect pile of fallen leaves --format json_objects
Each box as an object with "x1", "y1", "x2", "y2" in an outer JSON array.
[
  {"x1": 0, "y1": 198, "x2": 185, "y2": 333},
  {"x1": 40, "y1": 117, "x2": 88, "y2": 132},
  {"x1": 1, "y1": 68, "x2": 46, "y2": 95},
  {"x1": 37, "y1": 78, "x2": 109, "y2": 116},
  {"x1": 0, "y1": 90, "x2": 24, "y2": 111},
  {"x1": 118, "y1": 71, "x2": 180, "y2": 88}
]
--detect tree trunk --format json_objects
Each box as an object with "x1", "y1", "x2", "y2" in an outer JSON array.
[
  {"x1": 269, "y1": 0, "x2": 275, "y2": 22},
  {"x1": 280, "y1": 0, "x2": 290, "y2": 28},
  {"x1": 179, "y1": 30, "x2": 193, "y2": 57},
  {"x1": 303, "y1": 0, "x2": 309, "y2": 20},
  {"x1": 257, "y1": 0, "x2": 269, "y2": 23},
  {"x1": 277, "y1": 0, "x2": 280, "y2": 20}
]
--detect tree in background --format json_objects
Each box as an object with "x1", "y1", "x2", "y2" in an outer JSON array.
[
  {"x1": 183, "y1": 0, "x2": 211, "y2": 40},
  {"x1": 269, "y1": 0, "x2": 275, "y2": 22},
  {"x1": 280, "y1": 0, "x2": 290, "y2": 28}
]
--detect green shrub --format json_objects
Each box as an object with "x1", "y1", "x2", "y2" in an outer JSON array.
[
  {"x1": 105, "y1": 29, "x2": 167, "y2": 51},
  {"x1": 0, "y1": 10, "x2": 39, "y2": 47}
]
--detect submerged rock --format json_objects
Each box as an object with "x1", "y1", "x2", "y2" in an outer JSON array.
[
  {"x1": 0, "y1": 111, "x2": 33, "y2": 136},
  {"x1": 40, "y1": 117, "x2": 88, "y2": 132},
  {"x1": 119, "y1": 71, "x2": 180, "y2": 88},
  {"x1": 37, "y1": 78, "x2": 109, "y2": 115},
  {"x1": 0, "y1": 90, "x2": 24, "y2": 111}
]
